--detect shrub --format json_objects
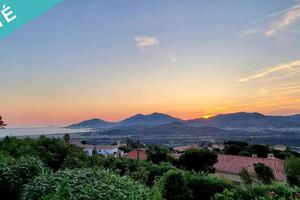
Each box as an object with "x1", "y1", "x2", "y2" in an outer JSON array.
[
  {"x1": 21, "y1": 168, "x2": 156, "y2": 200},
  {"x1": 0, "y1": 156, "x2": 46, "y2": 200},
  {"x1": 154, "y1": 170, "x2": 233, "y2": 200},
  {"x1": 213, "y1": 183, "x2": 300, "y2": 200},
  {"x1": 184, "y1": 171, "x2": 233, "y2": 200},
  {"x1": 153, "y1": 170, "x2": 193, "y2": 200},
  {"x1": 239, "y1": 168, "x2": 253, "y2": 185}
]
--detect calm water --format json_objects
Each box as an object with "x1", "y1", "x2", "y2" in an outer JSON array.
[{"x1": 0, "y1": 126, "x2": 91, "y2": 138}]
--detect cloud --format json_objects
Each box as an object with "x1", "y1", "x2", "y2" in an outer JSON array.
[
  {"x1": 135, "y1": 36, "x2": 160, "y2": 48},
  {"x1": 168, "y1": 52, "x2": 177, "y2": 63},
  {"x1": 265, "y1": 4, "x2": 300, "y2": 36},
  {"x1": 242, "y1": 3, "x2": 300, "y2": 37},
  {"x1": 239, "y1": 60, "x2": 300, "y2": 82},
  {"x1": 241, "y1": 29, "x2": 257, "y2": 36}
]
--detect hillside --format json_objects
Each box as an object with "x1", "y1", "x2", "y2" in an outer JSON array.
[{"x1": 67, "y1": 112, "x2": 300, "y2": 129}]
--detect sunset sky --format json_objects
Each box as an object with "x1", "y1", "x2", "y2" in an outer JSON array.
[{"x1": 1, "y1": 0, "x2": 300, "y2": 126}]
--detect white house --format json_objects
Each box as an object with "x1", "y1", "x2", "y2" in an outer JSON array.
[
  {"x1": 95, "y1": 145, "x2": 119, "y2": 156},
  {"x1": 273, "y1": 145, "x2": 286, "y2": 151}
]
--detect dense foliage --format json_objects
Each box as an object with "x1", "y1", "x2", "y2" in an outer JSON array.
[
  {"x1": 153, "y1": 170, "x2": 233, "y2": 200},
  {"x1": 254, "y1": 163, "x2": 275, "y2": 184},
  {"x1": 0, "y1": 136, "x2": 89, "y2": 170},
  {"x1": 0, "y1": 137, "x2": 299, "y2": 200},
  {"x1": 147, "y1": 145, "x2": 172, "y2": 164},
  {"x1": 285, "y1": 157, "x2": 300, "y2": 186},
  {"x1": 0, "y1": 155, "x2": 47, "y2": 199},
  {"x1": 21, "y1": 168, "x2": 155, "y2": 200},
  {"x1": 177, "y1": 148, "x2": 217, "y2": 172},
  {"x1": 224, "y1": 140, "x2": 300, "y2": 159},
  {"x1": 88, "y1": 155, "x2": 175, "y2": 186},
  {"x1": 213, "y1": 183, "x2": 300, "y2": 200}
]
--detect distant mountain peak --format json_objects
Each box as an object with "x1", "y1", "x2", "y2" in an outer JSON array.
[
  {"x1": 120, "y1": 112, "x2": 182, "y2": 126},
  {"x1": 66, "y1": 118, "x2": 114, "y2": 129}
]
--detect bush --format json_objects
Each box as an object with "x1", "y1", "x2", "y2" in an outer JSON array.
[
  {"x1": 184, "y1": 171, "x2": 233, "y2": 200},
  {"x1": 21, "y1": 168, "x2": 156, "y2": 200},
  {"x1": 0, "y1": 156, "x2": 47, "y2": 200},
  {"x1": 213, "y1": 183, "x2": 300, "y2": 200},
  {"x1": 153, "y1": 170, "x2": 193, "y2": 200},
  {"x1": 239, "y1": 168, "x2": 253, "y2": 185},
  {"x1": 89, "y1": 156, "x2": 175, "y2": 186},
  {"x1": 154, "y1": 170, "x2": 233, "y2": 200}
]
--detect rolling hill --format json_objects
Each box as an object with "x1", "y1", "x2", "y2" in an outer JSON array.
[{"x1": 67, "y1": 112, "x2": 300, "y2": 129}]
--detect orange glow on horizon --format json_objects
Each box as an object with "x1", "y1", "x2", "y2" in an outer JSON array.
[{"x1": 202, "y1": 115, "x2": 213, "y2": 119}]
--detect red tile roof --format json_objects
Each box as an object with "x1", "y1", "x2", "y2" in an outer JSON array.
[
  {"x1": 214, "y1": 154, "x2": 286, "y2": 181},
  {"x1": 125, "y1": 149, "x2": 148, "y2": 160}
]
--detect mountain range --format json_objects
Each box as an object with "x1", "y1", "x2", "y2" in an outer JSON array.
[{"x1": 66, "y1": 112, "x2": 300, "y2": 129}]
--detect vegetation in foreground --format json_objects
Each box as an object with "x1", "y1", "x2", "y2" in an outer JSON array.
[{"x1": 0, "y1": 136, "x2": 299, "y2": 200}]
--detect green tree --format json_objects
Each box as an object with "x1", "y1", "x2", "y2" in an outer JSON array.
[
  {"x1": 248, "y1": 145, "x2": 269, "y2": 158},
  {"x1": 155, "y1": 170, "x2": 193, "y2": 200},
  {"x1": 178, "y1": 149, "x2": 217, "y2": 172},
  {"x1": 285, "y1": 157, "x2": 300, "y2": 186},
  {"x1": 224, "y1": 144, "x2": 245, "y2": 155},
  {"x1": 238, "y1": 151, "x2": 251, "y2": 157},
  {"x1": 254, "y1": 163, "x2": 274, "y2": 184},
  {"x1": 147, "y1": 145, "x2": 171, "y2": 164},
  {"x1": 63, "y1": 133, "x2": 70, "y2": 142},
  {"x1": 239, "y1": 168, "x2": 253, "y2": 185}
]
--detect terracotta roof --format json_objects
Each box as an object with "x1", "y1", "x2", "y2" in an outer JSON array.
[
  {"x1": 125, "y1": 149, "x2": 148, "y2": 160},
  {"x1": 214, "y1": 154, "x2": 286, "y2": 181}
]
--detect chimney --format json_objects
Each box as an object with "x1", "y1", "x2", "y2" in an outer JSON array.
[{"x1": 267, "y1": 153, "x2": 275, "y2": 159}]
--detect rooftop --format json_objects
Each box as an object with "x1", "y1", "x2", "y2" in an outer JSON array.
[
  {"x1": 214, "y1": 154, "x2": 286, "y2": 181},
  {"x1": 125, "y1": 149, "x2": 148, "y2": 160}
]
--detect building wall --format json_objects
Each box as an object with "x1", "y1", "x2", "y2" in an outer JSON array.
[
  {"x1": 84, "y1": 149, "x2": 93, "y2": 156},
  {"x1": 97, "y1": 148, "x2": 118, "y2": 156}
]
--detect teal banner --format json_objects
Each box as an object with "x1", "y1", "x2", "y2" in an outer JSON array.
[{"x1": 0, "y1": 0, "x2": 63, "y2": 40}]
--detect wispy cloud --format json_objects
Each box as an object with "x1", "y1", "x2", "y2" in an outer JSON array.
[
  {"x1": 239, "y1": 60, "x2": 300, "y2": 82},
  {"x1": 241, "y1": 3, "x2": 300, "y2": 37},
  {"x1": 241, "y1": 29, "x2": 257, "y2": 36},
  {"x1": 135, "y1": 36, "x2": 160, "y2": 49},
  {"x1": 265, "y1": 4, "x2": 300, "y2": 36},
  {"x1": 168, "y1": 52, "x2": 177, "y2": 63}
]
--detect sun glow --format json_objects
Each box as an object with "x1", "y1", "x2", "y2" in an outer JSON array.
[{"x1": 202, "y1": 115, "x2": 213, "y2": 119}]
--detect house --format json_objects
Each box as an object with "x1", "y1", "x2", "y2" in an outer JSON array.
[
  {"x1": 173, "y1": 144, "x2": 201, "y2": 153},
  {"x1": 70, "y1": 141, "x2": 123, "y2": 157},
  {"x1": 94, "y1": 145, "x2": 119, "y2": 156},
  {"x1": 125, "y1": 149, "x2": 148, "y2": 160},
  {"x1": 82, "y1": 145, "x2": 94, "y2": 156},
  {"x1": 273, "y1": 145, "x2": 287, "y2": 152},
  {"x1": 214, "y1": 154, "x2": 286, "y2": 183},
  {"x1": 212, "y1": 144, "x2": 225, "y2": 151}
]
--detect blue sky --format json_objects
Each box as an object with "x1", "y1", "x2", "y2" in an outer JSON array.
[{"x1": 1, "y1": 0, "x2": 300, "y2": 125}]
